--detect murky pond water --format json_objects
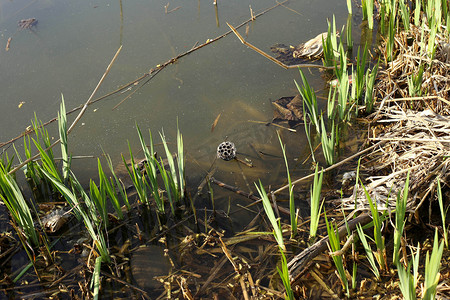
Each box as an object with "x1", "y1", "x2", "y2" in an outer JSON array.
[{"x1": 0, "y1": 0, "x2": 362, "y2": 297}]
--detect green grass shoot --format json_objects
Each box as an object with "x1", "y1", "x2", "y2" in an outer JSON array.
[
  {"x1": 0, "y1": 164, "x2": 40, "y2": 248},
  {"x1": 360, "y1": 179, "x2": 386, "y2": 271},
  {"x1": 320, "y1": 118, "x2": 336, "y2": 166},
  {"x1": 278, "y1": 133, "x2": 297, "y2": 238},
  {"x1": 255, "y1": 180, "x2": 285, "y2": 251},
  {"x1": 309, "y1": 164, "x2": 324, "y2": 241},
  {"x1": 277, "y1": 248, "x2": 294, "y2": 300},
  {"x1": 295, "y1": 69, "x2": 320, "y2": 133},
  {"x1": 397, "y1": 243, "x2": 420, "y2": 300},
  {"x1": 356, "y1": 223, "x2": 380, "y2": 280},
  {"x1": 324, "y1": 210, "x2": 349, "y2": 296},
  {"x1": 364, "y1": 60, "x2": 379, "y2": 113},
  {"x1": 393, "y1": 171, "x2": 409, "y2": 266},
  {"x1": 437, "y1": 178, "x2": 448, "y2": 248},
  {"x1": 58, "y1": 94, "x2": 70, "y2": 182},
  {"x1": 423, "y1": 229, "x2": 444, "y2": 300}
]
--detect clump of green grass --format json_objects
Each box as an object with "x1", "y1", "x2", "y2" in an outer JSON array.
[
  {"x1": 309, "y1": 164, "x2": 324, "y2": 241},
  {"x1": 361, "y1": 0, "x2": 374, "y2": 29},
  {"x1": 277, "y1": 249, "x2": 294, "y2": 300},
  {"x1": 423, "y1": 229, "x2": 444, "y2": 300},
  {"x1": 393, "y1": 171, "x2": 410, "y2": 266},
  {"x1": 255, "y1": 181, "x2": 285, "y2": 252},
  {"x1": 397, "y1": 243, "x2": 420, "y2": 300},
  {"x1": 278, "y1": 133, "x2": 297, "y2": 238},
  {"x1": 325, "y1": 209, "x2": 349, "y2": 297},
  {"x1": 437, "y1": 178, "x2": 448, "y2": 248}
]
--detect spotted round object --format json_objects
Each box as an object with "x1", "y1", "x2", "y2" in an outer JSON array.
[{"x1": 217, "y1": 141, "x2": 236, "y2": 161}]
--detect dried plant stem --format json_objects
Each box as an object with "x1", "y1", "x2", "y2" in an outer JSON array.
[{"x1": 227, "y1": 23, "x2": 335, "y2": 70}]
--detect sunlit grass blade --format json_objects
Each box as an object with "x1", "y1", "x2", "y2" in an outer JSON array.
[
  {"x1": 122, "y1": 143, "x2": 148, "y2": 205},
  {"x1": 278, "y1": 133, "x2": 297, "y2": 238},
  {"x1": 364, "y1": 60, "x2": 379, "y2": 113},
  {"x1": 324, "y1": 209, "x2": 349, "y2": 296},
  {"x1": 90, "y1": 179, "x2": 108, "y2": 228},
  {"x1": 176, "y1": 123, "x2": 185, "y2": 199},
  {"x1": 0, "y1": 165, "x2": 39, "y2": 248},
  {"x1": 309, "y1": 164, "x2": 324, "y2": 241},
  {"x1": 156, "y1": 158, "x2": 174, "y2": 214},
  {"x1": 361, "y1": 0, "x2": 374, "y2": 29},
  {"x1": 92, "y1": 256, "x2": 102, "y2": 300},
  {"x1": 346, "y1": 14, "x2": 353, "y2": 49},
  {"x1": 97, "y1": 159, "x2": 123, "y2": 220},
  {"x1": 351, "y1": 44, "x2": 368, "y2": 103},
  {"x1": 393, "y1": 171, "x2": 409, "y2": 265},
  {"x1": 58, "y1": 94, "x2": 70, "y2": 182},
  {"x1": 41, "y1": 168, "x2": 110, "y2": 262},
  {"x1": 414, "y1": 0, "x2": 421, "y2": 27},
  {"x1": 346, "y1": 0, "x2": 352, "y2": 14},
  {"x1": 423, "y1": 229, "x2": 444, "y2": 300},
  {"x1": 360, "y1": 179, "x2": 386, "y2": 271},
  {"x1": 255, "y1": 180, "x2": 285, "y2": 251},
  {"x1": 399, "y1": 0, "x2": 410, "y2": 31},
  {"x1": 408, "y1": 64, "x2": 424, "y2": 97},
  {"x1": 356, "y1": 223, "x2": 380, "y2": 280},
  {"x1": 277, "y1": 248, "x2": 294, "y2": 300},
  {"x1": 160, "y1": 131, "x2": 180, "y2": 202},
  {"x1": 296, "y1": 69, "x2": 320, "y2": 133},
  {"x1": 437, "y1": 178, "x2": 448, "y2": 248},
  {"x1": 303, "y1": 103, "x2": 316, "y2": 163},
  {"x1": 397, "y1": 242, "x2": 420, "y2": 300},
  {"x1": 104, "y1": 153, "x2": 130, "y2": 210},
  {"x1": 320, "y1": 118, "x2": 336, "y2": 166}
]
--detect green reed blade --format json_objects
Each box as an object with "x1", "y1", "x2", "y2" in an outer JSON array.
[
  {"x1": 255, "y1": 181, "x2": 285, "y2": 251},
  {"x1": 278, "y1": 133, "x2": 297, "y2": 238},
  {"x1": 98, "y1": 159, "x2": 123, "y2": 219},
  {"x1": 356, "y1": 223, "x2": 380, "y2": 280},
  {"x1": 423, "y1": 229, "x2": 444, "y2": 300},
  {"x1": 393, "y1": 171, "x2": 409, "y2": 265},
  {"x1": 277, "y1": 248, "x2": 294, "y2": 300},
  {"x1": 58, "y1": 94, "x2": 70, "y2": 182},
  {"x1": 324, "y1": 209, "x2": 349, "y2": 296},
  {"x1": 104, "y1": 153, "x2": 130, "y2": 210},
  {"x1": 309, "y1": 164, "x2": 324, "y2": 240},
  {"x1": 437, "y1": 178, "x2": 448, "y2": 248}
]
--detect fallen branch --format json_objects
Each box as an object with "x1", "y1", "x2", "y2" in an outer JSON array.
[{"x1": 287, "y1": 212, "x2": 372, "y2": 283}]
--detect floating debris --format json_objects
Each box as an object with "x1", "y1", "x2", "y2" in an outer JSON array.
[
  {"x1": 18, "y1": 18, "x2": 38, "y2": 29},
  {"x1": 5, "y1": 37, "x2": 11, "y2": 51},
  {"x1": 270, "y1": 32, "x2": 328, "y2": 64},
  {"x1": 217, "y1": 141, "x2": 236, "y2": 161},
  {"x1": 41, "y1": 209, "x2": 70, "y2": 233},
  {"x1": 272, "y1": 95, "x2": 303, "y2": 126},
  {"x1": 293, "y1": 32, "x2": 327, "y2": 58}
]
